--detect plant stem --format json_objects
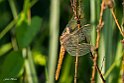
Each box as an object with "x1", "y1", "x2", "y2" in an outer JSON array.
[
  {"x1": 74, "y1": 56, "x2": 78, "y2": 83},
  {"x1": 0, "y1": 18, "x2": 17, "y2": 39},
  {"x1": 90, "y1": 0, "x2": 96, "y2": 46},
  {"x1": 0, "y1": 0, "x2": 39, "y2": 39},
  {"x1": 8, "y1": 0, "x2": 18, "y2": 19},
  {"x1": 9, "y1": 0, "x2": 18, "y2": 50},
  {"x1": 48, "y1": 0, "x2": 60, "y2": 83}
]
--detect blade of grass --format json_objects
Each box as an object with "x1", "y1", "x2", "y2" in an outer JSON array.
[
  {"x1": 103, "y1": 9, "x2": 113, "y2": 83},
  {"x1": 90, "y1": 0, "x2": 96, "y2": 46},
  {"x1": 48, "y1": 0, "x2": 60, "y2": 83},
  {"x1": 104, "y1": 43, "x2": 123, "y2": 81}
]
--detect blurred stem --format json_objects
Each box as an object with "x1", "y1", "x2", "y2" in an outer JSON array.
[
  {"x1": 48, "y1": 0, "x2": 60, "y2": 83},
  {"x1": 27, "y1": 47, "x2": 38, "y2": 83},
  {"x1": 23, "y1": 0, "x2": 30, "y2": 16},
  {"x1": 27, "y1": 10, "x2": 31, "y2": 24},
  {"x1": 0, "y1": 18, "x2": 17, "y2": 39},
  {"x1": 95, "y1": 1, "x2": 105, "y2": 83},
  {"x1": 23, "y1": 48, "x2": 38, "y2": 83},
  {"x1": 90, "y1": 0, "x2": 96, "y2": 81},
  {"x1": 90, "y1": 0, "x2": 105, "y2": 82},
  {"x1": 23, "y1": 48, "x2": 31, "y2": 83},
  {"x1": 45, "y1": 67, "x2": 48, "y2": 83},
  {"x1": 90, "y1": 0, "x2": 96, "y2": 46},
  {"x1": 8, "y1": 0, "x2": 18, "y2": 19},
  {"x1": 9, "y1": 0, "x2": 18, "y2": 50},
  {"x1": 23, "y1": 2, "x2": 38, "y2": 83},
  {"x1": 0, "y1": 0, "x2": 38, "y2": 39}
]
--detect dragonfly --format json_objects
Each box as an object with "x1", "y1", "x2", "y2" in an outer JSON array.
[
  {"x1": 55, "y1": 16, "x2": 94, "y2": 81},
  {"x1": 61, "y1": 24, "x2": 92, "y2": 56},
  {"x1": 56, "y1": 0, "x2": 105, "y2": 82}
]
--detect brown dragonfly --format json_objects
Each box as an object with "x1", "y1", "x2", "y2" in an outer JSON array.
[
  {"x1": 55, "y1": 17, "x2": 93, "y2": 81},
  {"x1": 61, "y1": 24, "x2": 92, "y2": 56}
]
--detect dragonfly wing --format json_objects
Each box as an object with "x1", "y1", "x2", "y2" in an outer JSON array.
[
  {"x1": 70, "y1": 27, "x2": 86, "y2": 43},
  {"x1": 78, "y1": 43, "x2": 92, "y2": 56},
  {"x1": 63, "y1": 41, "x2": 77, "y2": 56},
  {"x1": 64, "y1": 42, "x2": 92, "y2": 56},
  {"x1": 70, "y1": 24, "x2": 92, "y2": 43},
  {"x1": 64, "y1": 16, "x2": 77, "y2": 33},
  {"x1": 82, "y1": 24, "x2": 92, "y2": 43}
]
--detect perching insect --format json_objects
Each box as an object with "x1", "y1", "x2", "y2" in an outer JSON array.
[
  {"x1": 55, "y1": 17, "x2": 93, "y2": 80},
  {"x1": 61, "y1": 24, "x2": 92, "y2": 56}
]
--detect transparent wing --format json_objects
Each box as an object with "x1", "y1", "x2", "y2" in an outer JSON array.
[
  {"x1": 82, "y1": 24, "x2": 92, "y2": 43},
  {"x1": 64, "y1": 16, "x2": 77, "y2": 32},
  {"x1": 61, "y1": 17, "x2": 77, "y2": 38},
  {"x1": 64, "y1": 43, "x2": 92, "y2": 56},
  {"x1": 61, "y1": 27, "x2": 86, "y2": 45},
  {"x1": 68, "y1": 24, "x2": 92, "y2": 43},
  {"x1": 70, "y1": 26, "x2": 87, "y2": 43},
  {"x1": 78, "y1": 43, "x2": 91, "y2": 56}
]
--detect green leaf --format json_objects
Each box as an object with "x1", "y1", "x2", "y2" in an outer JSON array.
[
  {"x1": 0, "y1": 51, "x2": 24, "y2": 83},
  {"x1": 16, "y1": 16, "x2": 42, "y2": 49}
]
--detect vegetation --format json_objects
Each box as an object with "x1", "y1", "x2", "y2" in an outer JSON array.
[{"x1": 0, "y1": 0, "x2": 124, "y2": 83}]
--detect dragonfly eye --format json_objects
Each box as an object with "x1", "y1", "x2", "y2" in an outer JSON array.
[
  {"x1": 65, "y1": 27, "x2": 70, "y2": 34},
  {"x1": 60, "y1": 35, "x2": 65, "y2": 44},
  {"x1": 60, "y1": 27, "x2": 71, "y2": 45}
]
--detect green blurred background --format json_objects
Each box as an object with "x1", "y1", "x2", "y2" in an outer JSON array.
[{"x1": 0, "y1": 0, "x2": 123, "y2": 83}]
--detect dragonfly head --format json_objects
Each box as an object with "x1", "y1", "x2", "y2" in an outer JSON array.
[{"x1": 60, "y1": 27, "x2": 70, "y2": 45}]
